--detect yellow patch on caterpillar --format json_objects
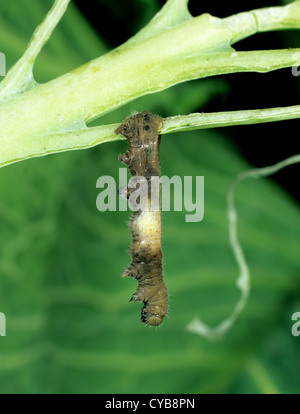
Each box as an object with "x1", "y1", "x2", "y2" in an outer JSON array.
[{"x1": 134, "y1": 211, "x2": 161, "y2": 243}]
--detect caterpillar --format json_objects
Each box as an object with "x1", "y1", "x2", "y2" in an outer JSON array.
[{"x1": 115, "y1": 111, "x2": 168, "y2": 326}]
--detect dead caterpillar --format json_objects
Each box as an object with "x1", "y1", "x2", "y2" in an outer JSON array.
[{"x1": 114, "y1": 111, "x2": 168, "y2": 326}]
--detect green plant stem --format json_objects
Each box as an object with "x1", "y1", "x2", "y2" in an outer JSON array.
[
  {"x1": 2, "y1": 104, "x2": 300, "y2": 167},
  {"x1": 1, "y1": 0, "x2": 300, "y2": 167},
  {"x1": 187, "y1": 153, "x2": 300, "y2": 340},
  {"x1": 0, "y1": 0, "x2": 71, "y2": 101},
  {"x1": 161, "y1": 105, "x2": 300, "y2": 134}
]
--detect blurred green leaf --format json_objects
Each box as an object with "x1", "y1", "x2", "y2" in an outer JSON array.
[
  {"x1": 0, "y1": 0, "x2": 108, "y2": 81},
  {"x1": 0, "y1": 0, "x2": 299, "y2": 395}
]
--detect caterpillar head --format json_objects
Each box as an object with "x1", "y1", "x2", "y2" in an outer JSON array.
[
  {"x1": 141, "y1": 306, "x2": 165, "y2": 326},
  {"x1": 131, "y1": 290, "x2": 168, "y2": 326}
]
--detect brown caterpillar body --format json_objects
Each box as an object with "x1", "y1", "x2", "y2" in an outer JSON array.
[{"x1": 115, "y1": 111, "x2": 168, "y2": 326}]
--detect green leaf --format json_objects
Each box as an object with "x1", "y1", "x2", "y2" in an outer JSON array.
[
  {"x1": 0, "y1": 0, "x2": 299, "y2": 395},
  {"x1": 0, "y1": 125, "x2": 299, "y2": 393}
]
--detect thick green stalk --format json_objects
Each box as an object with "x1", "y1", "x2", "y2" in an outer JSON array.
[{"x1": 1, "y1": 0, "x2": 300, "y2": 167}]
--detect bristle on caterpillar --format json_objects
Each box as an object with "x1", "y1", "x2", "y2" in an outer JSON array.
[{"x1": 115, "y1": 111, "x2": 168, "y2": 326}]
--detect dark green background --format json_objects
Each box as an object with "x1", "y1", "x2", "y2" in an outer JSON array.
[{"x1": 0, "y1": 0, "x2": 299, "y2": 394}]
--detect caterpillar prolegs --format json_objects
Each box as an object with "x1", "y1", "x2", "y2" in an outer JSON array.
[{"x1": 114, "y1": 111, "x2": 168, "y2": 326}]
